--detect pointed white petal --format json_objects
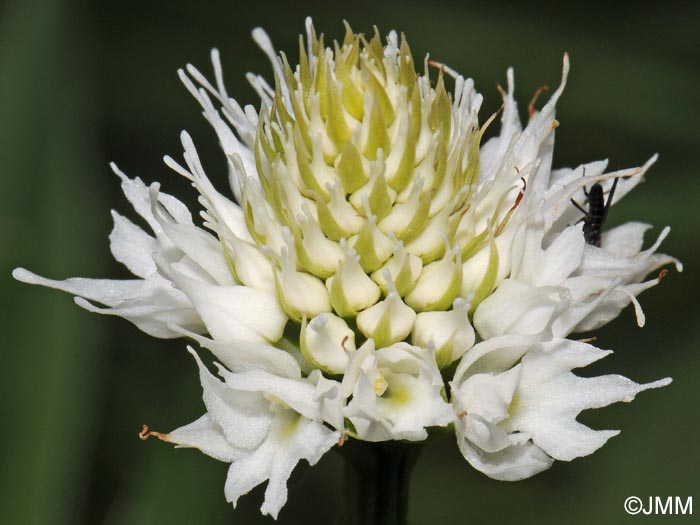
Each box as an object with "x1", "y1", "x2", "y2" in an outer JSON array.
[
  {"x1": 13, "y1": 268, "x2": 204, "y2": 338},
  {"x1": 217, "y1": 368, "x2": 322, "y2": 422},
  {"x1": 150, "y1": 184, "x2": 235, "y2": 285},
  {"x1": 171, "y1": 327, "x2": 301, "y2": 378},
  {"x1": 508, "y1": 339, "x2": 672, "y2": 461},
  {"x1": 74, "y1": 295, "x2": 205, "y2": 339},
  {"x1": 224, "y1": 412, "x2": 339, "y2": 519},
  {"x1": 189, "y1": 348, "x2": 272, "y2": 450},
  {"x1": 165, "y1": 264, "x2": 287, "y2": 343},
  {"x1": 168, "y1": 414, "x2": 246, "y2": 462},
  {"x1": 112, "y1": 163, "x2": 193, "y2": 239},
  {"x1": 13, "y1": 268, "x2": 148, "y2": 306},
  {"x1": 109, "y1": 211, "x2": 158, "y2": 278}
]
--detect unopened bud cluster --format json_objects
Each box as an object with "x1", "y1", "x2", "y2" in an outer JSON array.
[{"x1": 230, "y1": 24, "x2": 516, "y2": 372}]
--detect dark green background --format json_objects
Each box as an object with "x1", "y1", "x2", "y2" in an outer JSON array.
[{"x1": 2, "y1": 1, "x2": 698, "y2": 524}]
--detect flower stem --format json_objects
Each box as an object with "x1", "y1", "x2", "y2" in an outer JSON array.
[{"x1": 335, "y1": 440, "x2": 423, "y2": 525}]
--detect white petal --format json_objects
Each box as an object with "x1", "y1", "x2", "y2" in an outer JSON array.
[
  {"x1": 13, "y1": 268, "x2": 148, "y2": 306},
  {"x1": 514, "y1": 53, "x2": 569, "y2": 194},
  {"x1": 511, "y1": 405, "x2": 621, "y2": 462},
  {"x1": 189, "y1": 348, "x2": 272, "y2": 450},
  {"x1": 518, "y1": 338, "x2": 610, "y2": 384},
  {"x1": 452, "y1": 334, "x2": 538, "y2": 385},
  {"x1": 112, "y1": 163, "x2": 192, "y2": 239},
  {"x1": 600, "y1": 222, "x2": 651, "y2": 257},
  {"x1": 308, "y1": 370, "x2": 345, "y2": 430},
  {"x1": 74, "y1": 295, "x2": 204, "y2": 339},
  {"x1": 459, "y1": 414, "x2": 513, "y2": 453},
  {"x1": 109, "y1": 211, "x2": 158, "y2": 278},
  {"x1": 224, "y1": 412, "x2": 339, "y2": 519},
  {"x1": 455, "y1": 366, "x2": 521, "y2": 425},
  {"x1": 150, "y1": 184, "x2": 235, "y2": 285},
  {"x1": 164, "y1": 263, "x2": 287, "y2": 343},
  {"x1": 456, "y1": 435, "x2": 552, "y2": 482},
  {"x1": 13, "y1": 268, "x2": 204, "y2": 338},
  {"x1": 531, "y1": 224, "x2": 585, "y2": 287},
  {"x1": 473, "y1": 279, "x2": 566, "y2": 339},
  {"x1": 172, "y1": 327, "x2": 301, "y2": 378},
  {"x1": 217, "y1": 368, "x2": 322, "y2": 422},
  {"x1": 167, "y1": 131, "x2": 251, "y2": 242},
  {"x1": 168, "y1": 414, "x2": 246, "y2": 462},
  {"x1": 508, "y1": 339, "x2": 672, "y2": 461},
  {"x1": 479, "y1": 68, "x2": 522, "y2": 182}
]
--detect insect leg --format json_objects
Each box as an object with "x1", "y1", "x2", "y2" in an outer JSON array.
[
  {"x1": 601, "y1": 176, "x2": 620, "y2": 224},
  {"x1": 570, "y1": 198, "x2": 588, "y2": 216}
]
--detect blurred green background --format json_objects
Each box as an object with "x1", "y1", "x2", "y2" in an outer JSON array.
[{"x1": 1, "y1": 0, "x2": 698, "y2": 524}]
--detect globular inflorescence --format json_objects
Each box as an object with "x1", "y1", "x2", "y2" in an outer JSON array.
[{"x1": 14, "y1": 19, "x2": 680, "y2": 519}]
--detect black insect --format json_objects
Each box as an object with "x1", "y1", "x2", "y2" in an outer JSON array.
[{"x1": 570, "y1": 177, "x2": 619, "y2": 247}]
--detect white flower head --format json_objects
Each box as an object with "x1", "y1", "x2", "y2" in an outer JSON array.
[{"x1": 13, "y1": 18, "x2": 679, "y2": 518}]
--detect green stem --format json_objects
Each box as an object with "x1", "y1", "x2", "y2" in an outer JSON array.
[{"x1": 335, "y1": 440, "x2": 423, "y2": 525}]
